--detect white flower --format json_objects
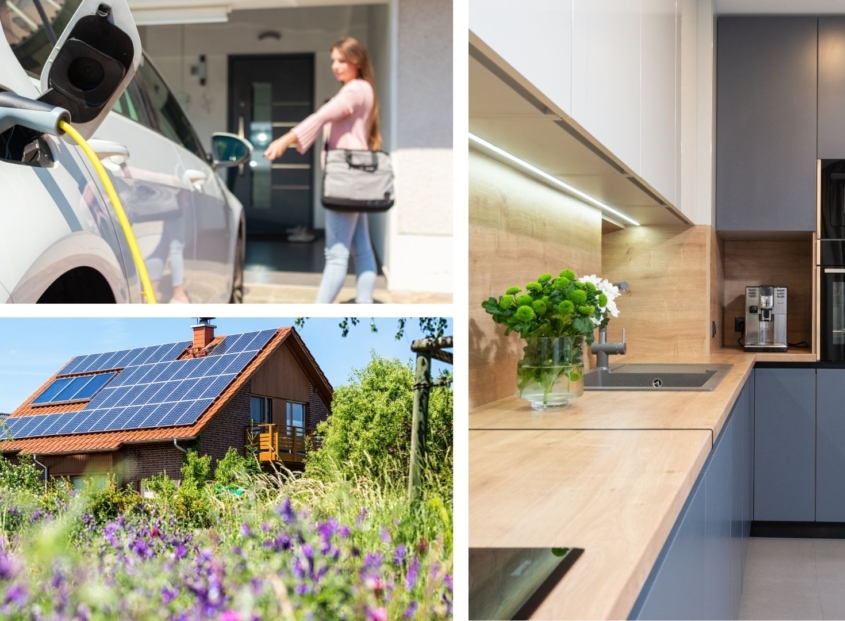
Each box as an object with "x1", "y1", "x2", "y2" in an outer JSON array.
[{"x1": 578, "y1": 275, "x2": 622, "y2": 324}]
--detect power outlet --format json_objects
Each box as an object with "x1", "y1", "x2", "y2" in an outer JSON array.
[{"x1": 734, "y1": 317, "x2": 745, "y2": 334}]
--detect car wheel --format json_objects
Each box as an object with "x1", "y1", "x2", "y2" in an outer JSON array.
[{"x1": 230, "y1": 226, "x2": 245, "y2": 304}]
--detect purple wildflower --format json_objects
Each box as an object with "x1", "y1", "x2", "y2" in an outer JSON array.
[
  {"x1": 220, "y1": 611, "x2": 241, "y2": 621},
  {"x1": 276, "y1": 498, "x2": 296, "y2": 524},
  {"x1": 393, "y1": 544, "x2": 406, "y2": 566},
  {"x1": 404, "y1": 602, "x2": 418, "y2": 619},
  {"x1": 357, "y1": 507, "x2": 368, "y2": 526},
  {"x1": 339, "y1": 525, "x2": 351, "y2": 539},
  {"x1": 161, "y1": 585, "x2": 178, "y2": 604},
  {"x1": 366, "y1": 607, "x2": 388, "y2": 621},
  {"x1": 0, "y1": 553, "x2": 21, "y2": 579},
  {"x1": 380, "y1": 527, "x2": 391, "y2": 544},
  {"x1": 239, "y1": 524, "x2": 252, "y2": 538},
  {"x1": 4, "y1": 583, "x2": 26, "y2": 607},
  {"x1": 406, "y1": 556, "x2": 420, "y2": 590}
]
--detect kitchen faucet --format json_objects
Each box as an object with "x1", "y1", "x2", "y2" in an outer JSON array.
[{"x1": 590, "y1": 281, "x2": 629, "y2": 370}]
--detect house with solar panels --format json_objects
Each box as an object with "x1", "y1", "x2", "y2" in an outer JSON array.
[{"x1": 0, "y1": 320, "x2": 332, "y2": 489}]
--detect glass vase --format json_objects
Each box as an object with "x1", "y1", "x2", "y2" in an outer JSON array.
[{"x1": 517, "y1": 336, "x2": 585, "y2": 410}]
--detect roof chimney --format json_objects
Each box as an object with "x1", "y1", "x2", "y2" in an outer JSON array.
[{"x1": 192, "y1": 318, "x2": 216, "y2": 351}]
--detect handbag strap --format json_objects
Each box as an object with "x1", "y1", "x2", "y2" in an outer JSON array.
[{"x1": 344, "y1": 150, "x2": 379, "y2": 172}]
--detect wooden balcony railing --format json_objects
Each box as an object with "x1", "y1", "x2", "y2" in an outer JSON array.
[{"x1": 245, "y1": 424, "x2": 322, "y2": 464}]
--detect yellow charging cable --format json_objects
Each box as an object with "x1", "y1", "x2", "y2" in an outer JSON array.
[{"x1": 58, "y1": 120, "x2": 157, "y2": 304}]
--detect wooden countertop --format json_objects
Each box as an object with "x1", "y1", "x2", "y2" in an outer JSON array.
[
  {"x1": 469, "y1": 348, "x2": 817, "y2": 620},
  {"x1": 470, "y1": 349, "x2": 816, "y2": 443}
]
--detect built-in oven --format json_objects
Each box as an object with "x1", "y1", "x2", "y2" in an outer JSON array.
[
  {"x1": 818, "y1": 160, "x2": 845, "y2": 360},
  {"x1": 820, "y1": 250, "x2": 845, "y2": 361}
]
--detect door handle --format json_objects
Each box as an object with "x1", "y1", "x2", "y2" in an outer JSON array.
[
  {"x1": 183, "y1": 169, "x2": 208, "y2": 189},
  {"x1": 87, "y1": 139, "x2": 130, "y2": 164},
  {"x1": 824, "y1": 268, "x2": 845, "y2": 273}
]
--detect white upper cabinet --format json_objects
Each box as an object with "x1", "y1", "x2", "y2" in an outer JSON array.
[
  {"x1": 471, "y1": 0, "x2": 682, "y2": 211},
  {"x1": 469, "y1": 0, "x2": 573, "y2": 115},
  {"x1": 572, "y1": 0, "x2": 642, "y2": 175},
  {"x1": 641, "y1": 0, "x2": 679, "y2": 206}
]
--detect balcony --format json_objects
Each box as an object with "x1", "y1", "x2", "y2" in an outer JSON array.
[{"x1": 245, "y1": 423, "x2": 322, "y2": 464}]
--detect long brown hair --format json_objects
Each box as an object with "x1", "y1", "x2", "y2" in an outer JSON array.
[{"x1": 332, "y1": 37, "x2": 382, "y2": 151}]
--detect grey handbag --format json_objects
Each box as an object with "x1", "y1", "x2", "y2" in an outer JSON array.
[{"x1": 321, "y1": 149, "x2": 395, "y2": 212}]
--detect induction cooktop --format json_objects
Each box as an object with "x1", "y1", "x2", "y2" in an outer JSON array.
[{"x1": 469, "y1": 547, "x2": 584, "y2": 620}]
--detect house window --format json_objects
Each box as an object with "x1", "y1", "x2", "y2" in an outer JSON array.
[
  {"x1": 71, "y1": 474, "x2": 108, "y2": 491},
  {"x1": 250, "y1": 396, "x2": 272, "y2": 425},
  {"x1": 287, "y1": 401, "x2": 306, "y2": 432}
]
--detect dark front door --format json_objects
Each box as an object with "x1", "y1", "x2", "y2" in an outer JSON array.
[{"x1": 228, "y1": 54, "x2": 315, "y2": 236}]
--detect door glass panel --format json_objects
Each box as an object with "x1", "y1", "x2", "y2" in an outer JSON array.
[
  {"x1": 834, "y1": 281, "x2": 845, "y2": 345},
  {"x1": 251, "y1": 83, "x2": 272, "y2": 210},
  {"x1": 287, "y1": 402, "x2": 304, "y2": 431}
]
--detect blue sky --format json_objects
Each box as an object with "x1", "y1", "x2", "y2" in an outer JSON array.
[{"x1": 0, "y1": 317, "x2": 452, "y2": 413}]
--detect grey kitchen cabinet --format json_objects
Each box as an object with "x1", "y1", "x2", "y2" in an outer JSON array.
[
  {"x1": 716, "y1": 17, "x2": 817, "y2": 233},
  {"x1": 819, "y1": 18, "x2": 845, "y2": 159},
  {"x1": 754, "y1": 368, "x2": 816, "y2": 521},
  {"x1": 631, "y1": 472, "x2": 707, "y2": 620},
  {"x1": 630, "y1": 378, "x2": 753, "y2": 620},
  {"x1": 705, "y1": 407, "x2": 733, "y2": 621},
  {"x1": 816, "y1": 369, "x2": 845, "y2": 521}
]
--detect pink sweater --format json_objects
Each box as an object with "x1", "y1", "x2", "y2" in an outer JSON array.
[{"x1": 293, "y1": 79, "x2": 374, "y2": 155}]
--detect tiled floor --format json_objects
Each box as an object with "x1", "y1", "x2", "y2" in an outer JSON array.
[{"x1": 740, "y1": 538, "x2": 845, "y2": 620}]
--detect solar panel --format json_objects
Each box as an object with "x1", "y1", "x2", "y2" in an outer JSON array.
[{"x1": 9, "y1": 331, "x2": 275, "y2": 440}]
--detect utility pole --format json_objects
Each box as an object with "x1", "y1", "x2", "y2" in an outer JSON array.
[{"x1": 408, "y1": 336, "x2": 453, "y2": 502}]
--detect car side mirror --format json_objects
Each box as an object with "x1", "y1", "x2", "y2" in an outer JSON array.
[
  {"x1": 38, "y1": 0, "x2": 141, "y2": 141},
  {"x1": 211, "y1": 132, "x2": 253, "y2": 169}
]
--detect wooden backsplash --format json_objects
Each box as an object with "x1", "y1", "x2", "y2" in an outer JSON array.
[
  {"x1": 602, "y1": 226, "x2": 714, "y2": 358},
  {"x1": 469, "y1": 150, "x2": 602, "y2": 410},
  {"x1": 721, "y1": 241, "x2": 813, "y2": 349}
]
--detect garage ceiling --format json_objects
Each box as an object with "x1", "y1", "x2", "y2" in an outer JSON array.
[{"x1": 469, "y1": 39, "x2": 689, "y2": 227}]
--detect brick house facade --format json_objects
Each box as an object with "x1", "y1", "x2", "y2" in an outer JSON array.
[{"x1": 1, "y1": 326, "x2": 333, "y2": 487}]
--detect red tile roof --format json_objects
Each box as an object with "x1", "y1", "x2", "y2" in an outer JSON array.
[{"x1": 0, "y1": 327, "x2": 330, "y2": 456}]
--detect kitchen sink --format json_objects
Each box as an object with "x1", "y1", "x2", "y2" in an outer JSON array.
[{"x1": 583, "y1": 363, "x2": 733, "y2": 391}]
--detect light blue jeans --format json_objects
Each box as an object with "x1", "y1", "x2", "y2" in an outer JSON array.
[{"x1": 315, "y1": 210, "x2": 377, "y2": 303}]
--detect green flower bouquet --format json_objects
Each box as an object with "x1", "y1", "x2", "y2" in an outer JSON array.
[{"x1": 482, "y1": 270, "x2": 607, "y2": 409}]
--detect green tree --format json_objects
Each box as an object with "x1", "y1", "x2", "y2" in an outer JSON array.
[{"x1": 306, "y1": 354, "x2": 452, "y2": 487}]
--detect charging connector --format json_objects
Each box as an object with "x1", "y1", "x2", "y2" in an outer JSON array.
[{"x1": 0, "y1": 92, "x2": 69, "y2": 136}]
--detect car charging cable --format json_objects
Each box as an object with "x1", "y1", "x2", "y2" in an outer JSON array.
[{"x1": 0, "y1": 92, "x2": 157, "y2": 304}]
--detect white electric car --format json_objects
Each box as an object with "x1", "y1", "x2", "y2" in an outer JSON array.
[{"x1": 0, "y1": 0, "x2": 250, "y2": 303}]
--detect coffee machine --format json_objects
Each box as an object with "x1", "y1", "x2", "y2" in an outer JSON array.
[{"x1": 744, "y1": 286, "x2": 788, "y2": 352}]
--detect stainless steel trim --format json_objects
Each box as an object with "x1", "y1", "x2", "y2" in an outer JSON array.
[
  {"x1": 271, "y1": 163, "x2": 310, "y2": 170},
  {"x1": 825, "y1": 268, "x2": 845, "y2": 273},
  {"x1": 272, "y1": 122, "x2": 298, "y2": 128}
]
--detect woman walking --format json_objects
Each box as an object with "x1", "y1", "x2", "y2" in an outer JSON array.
[{"x1": 264, "y1": 36, "x2": 381, "y2": 304}]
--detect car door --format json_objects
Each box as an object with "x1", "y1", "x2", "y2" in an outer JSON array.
[
  {"x1": 0, "y1": 0, "x2": 134, "y2": 302},
  {"x1": 90, "y1": 73, "x2": 197, "y2": 304},
  {"x1": 133, "y1": 56, "x2": 234, "y2": 303}
]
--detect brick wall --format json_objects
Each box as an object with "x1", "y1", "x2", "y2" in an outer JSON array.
[
  {"x1": 308, "y1": 384, "x2": 331, "y2": 429},
  {"x1": 119, "y1": 442, "x2": 186, "y2": 487},
  {"x1": 197, "y1": 381, "x2": 251, "y2": 469}
]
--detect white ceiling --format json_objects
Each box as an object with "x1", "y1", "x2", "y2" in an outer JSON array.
[{"x1": 716, "y1": 0, "x2": 845, "y2": 14}]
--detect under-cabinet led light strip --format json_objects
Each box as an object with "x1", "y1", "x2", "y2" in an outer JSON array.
[{"x1": 468, "y1": 133, "x2": 640, "y2": 226}]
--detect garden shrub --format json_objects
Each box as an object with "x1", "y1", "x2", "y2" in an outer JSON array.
[
  {"x1": 86, "y1": 476, "x2": 141, "y2": 525},
  {"x1": 214, "y1": 447, "x2": 260, "y2": 487},
  {"x1": 0, "y1": 454, "x2": 43, "y2": 494},
  {"x1": 306, "y1": 354, "x2": 453, "y2": 489},
  {"x1": 180, "y1": 449, "x2": 211, "y2": 492}
]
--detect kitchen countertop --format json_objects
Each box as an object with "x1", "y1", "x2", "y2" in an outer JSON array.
[{"x1": 469, "y1": 348, "x2": 817, "y2": 620}]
